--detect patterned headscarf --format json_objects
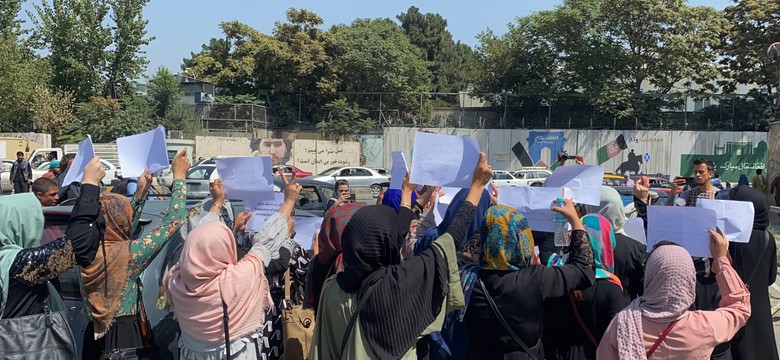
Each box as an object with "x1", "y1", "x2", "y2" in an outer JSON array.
[
  {"x1": 480, "y1": 205, "x2": 537, "y2": 270},
  {"x1": 303, "y1": 202, "x2": 364, "y2": 310},
  {"x1": 582, "y1": 214, "x2": 622, "y2": 290},
  {"x1": 0, "y1": 193, "x2": 44, "y2": 314},
  {"x1": 457, "y1": 205, "x2": 538, "y2": 321}
]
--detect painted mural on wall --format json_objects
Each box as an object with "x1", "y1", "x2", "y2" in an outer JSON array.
[
  {"x1": 522, "y1": 131, "x2": 566, "y2": 167},
  {"x1": 249, "y1": 138, "x2": 361, "y2": 174},
  {"x1": 679, "y1": 141, "x2": 768, "y2": 183}
]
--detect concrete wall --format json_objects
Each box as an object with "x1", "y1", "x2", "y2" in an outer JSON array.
[
  {"x1": 0, "y1": 133, "x2": 51, "y2": 148},
  {"x1": 384, "y1": 127, "x2": 768, "y2": 184},
  {"x1": 194, "y1": 136, "x2": 252, "y2": 160}
]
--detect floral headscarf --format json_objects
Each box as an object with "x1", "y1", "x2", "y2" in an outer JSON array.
[{"x1": 480, "y1": 205, "x2": 537, "y2": 270}]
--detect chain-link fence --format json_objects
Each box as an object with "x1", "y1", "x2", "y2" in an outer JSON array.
[{"x1": 186, "y1": 104, "x2": 269, "y2": 133}]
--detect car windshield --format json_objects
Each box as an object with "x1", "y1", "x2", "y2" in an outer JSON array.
[
  {"x1": 187, "y1": 166, "x2": 215, "y2": 180},
  {"x1": 318, "y1": 167, "x2": 341, "y2": 176}
]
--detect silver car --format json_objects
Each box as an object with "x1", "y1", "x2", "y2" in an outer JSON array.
[
  {"x1": 185, "y1": 164, "x2": 219, "y2": 199},
  {"x1": 305, "y1": 166, "x2": 390, "y2": 198}
]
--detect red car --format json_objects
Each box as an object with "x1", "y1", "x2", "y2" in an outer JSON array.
[{"x1": 273, "y1": 165, "x2": 312, "y2": 179}]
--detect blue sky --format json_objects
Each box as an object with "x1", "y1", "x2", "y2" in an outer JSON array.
[{"x1": 21, "y1": 0, "x2": 733, "y2": 77}]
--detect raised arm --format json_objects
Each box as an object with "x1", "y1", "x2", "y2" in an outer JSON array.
[
  {"x1": 129, "y1": 169, "x2": 153, "y2": 233},
  {"x1": 128, "y1": 150, "x2": 190, "y2": 274},
  {"x1": 67, "y1": 156, "x2": 106, "y2": 266},
  {"x1": 703, "y1": 230, "x2": 751, "y2": 345},
  {"x1": 540, "y1": 199, "x2": 595, "y2": 299}
]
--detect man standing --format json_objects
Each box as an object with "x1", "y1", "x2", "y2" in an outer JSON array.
[
  {"x1": 41, "y1": 160, "x2": 60, "y2": 180},
  {"x1": 32, "y1": 178, "x2": 60, "y2": 206},
  {"x1": 752, "y1": 168, "x2": 767, "y2": 193},
  {"x1": 10, "y1": 151, "x2": 32, "y2": 193},
  {"x1": 666, "y1": 158, "x2": 721, "y2": 207},
  {"x1": 771, "y1": 174, "x2": 780, "y2": 206}
]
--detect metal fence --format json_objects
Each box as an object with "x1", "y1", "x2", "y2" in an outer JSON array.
[{"x1": 186, "y1": 104, "x2": 269, "y2": 133}]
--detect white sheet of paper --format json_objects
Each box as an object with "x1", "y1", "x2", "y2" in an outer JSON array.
[
  {"x1": 389, "y1": 151, "x2": 408, "y2": 190},
  {"x1": 647, "y1": 206, "x2": 718, "y2": 258},
  {"x1": 216, "y1": 156, "x2": 274, "y2": 201},
  {"x1": 116, "y1": 125, "x2": 170, "y2": 177},
  {"x1": 623, "y1": 218, "x2": 647, "y2": 245},
  {"x1": 291, "y1": 216, "x2": 324, "y2": 250},
  {"x1": 497, "y1": 187, "x2": 567, "y2": 232},
  {"x1": 543, "y1": 165, "x2": 605, "y2": 206},
  {"x1": 245, "y1": 193, "x2": 285, "y2": 232},
  {"x1": 696, "y1": 199, "x2": 754, "y2": 243},
  {"x1": 61, "y1": 135, "x2": 94, "y2": 187},
  {"x1": 433, "y1": 192, "x2": 448, "y2": 226},
  {"x1": 409, "y1": 132, "x2": 480, "y2": 188}
]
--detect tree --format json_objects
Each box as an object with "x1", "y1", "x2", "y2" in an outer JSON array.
[
  {"x1": 719, "y1": 0, "x2": 780, "y2": 94},
  {"x1": 330, "y1": 18, "x2": 433, "y2": 122},
  {"x1": 28, "y1": 85, "x2": 77, "y2": 139},
  {"x1": 397, "y1": 6, "x2": 476, "y2": 93},
  {"x1": 106, "y1": 0, "x2": 154, "y2": 98},
  {"x1": 64, "y1": 95, "x2": 153, "y2": 143},
  {"x1": 0, "y1": 0, "x2": 22, "y2": 36},
  {"x1": 0, "y1": 34, "x2": 51, "y2": 132},
  {"x1": 147, "y1": 67, "x2": 199, "y2": 133},
  {"x1": 30, "y1": 0, "x2": 112, "y2": 102},
  {"x1": 316, "y1": 98, "x2": 374, "y2": 140}
]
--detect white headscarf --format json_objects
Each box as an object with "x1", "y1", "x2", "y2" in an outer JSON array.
[{"x1": 586, "y1": 186, "x2": 627, "y2": 235}]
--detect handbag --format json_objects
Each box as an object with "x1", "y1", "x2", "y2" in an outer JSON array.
[
  {"x1": 282, "y1": 267, "x2": 316, "y2": 359},
  {"x1": 103, "y1": 277, "x2": 159, "y2": 360},
  {"x1": 0, "y1": 284, "x2": 77, "y2": 359}
]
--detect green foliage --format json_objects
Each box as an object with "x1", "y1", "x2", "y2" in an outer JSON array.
[
  {"x1": 63, "y1": 95, "x2": 154, "y2": 143},
  {"x1": 0, "y1": 0, "x2": 23, "y2": 35},
  {"x1": 106, "y1": 0, "x2": 154, "y2": 98},
  {"x1": 316, "y1": 98, "x2": 374, "y2": 140},
  {"x1": 28, "y1": 85, "x2": 77, "y2": 139},
  {"x1": 0, "y1": 34, "x2": 52, "y2": 132},
  {"x1": 147, "y1": 67, "x2": 199, "y2": 133}
]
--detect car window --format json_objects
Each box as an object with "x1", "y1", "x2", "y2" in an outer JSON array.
[
  {"x1": 537, "y1": 171, "x2": 550, "y2": 178},
  {"x1": 527, "y1": 172, "x2": 537, "y2": 179},
  {"x1": 322, "y1": 187, "x2": 335, "y2": 200},
  {"x1": 102, "y1": 162, "x2": 111, "y2": 170},
  {"x1": 352, "y1": 168, "x2": 371, "y2": 176},
  {"x1": 187, "y1": 166, "x2": 215, "y2": 180},
  {"x1": 514, "y1": 172, "x2": 525, "y2": 179},
  {"x1": 337, "y1": 168, "x2": 352, "y2": 177},
  {"x1": 299, "y1": 186, "x2": 321, "y2": 205}
]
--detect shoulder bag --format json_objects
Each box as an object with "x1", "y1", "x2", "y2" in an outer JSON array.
[
  {"x1": 0, "y1": 283, "x2": 77, "y2": 359},
  {"x1": 103, "y1": 277, "x2": 159, "y2": 360},
  {"x1": 478, "y1": 278, "x2": 537, "y2": 360},
  {"x1": 282, "y1": 267, "x2": 316, "y2": 359}
]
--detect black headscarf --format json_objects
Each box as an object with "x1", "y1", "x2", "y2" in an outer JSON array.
[
  {"x1": 336, "y1": 205, "x2": 451, "y2": 359},
  {"x1": 728, "y1": 185, "x2": 775, "y2": 285}
]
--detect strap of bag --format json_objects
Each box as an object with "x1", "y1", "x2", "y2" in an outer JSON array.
[
  {"x1": 135, "y1": 277, "x2": 153, "y2": 346},
  {"x1": 478, "y1": 278, "x2": 537, "y2": 360},
  {"x1": 646, "y1": 320, "x2": 678, "y2": 358},
  {"x1": 568, "y1": 293, "x2": 598, "y2": 347},
  {"x1": 222, "y1": 300, "x2": 232, "y2": 360},
  {"x1": 340, "y1": 284, "x2": 377, "y2": 356},
  {"x1": 284, "y1": 266, "x2": 293, "y2": 304}
]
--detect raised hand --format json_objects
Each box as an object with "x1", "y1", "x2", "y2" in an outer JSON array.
[
  {"x1": 82, "y1": 156, "x2": 106, "y2": 186},
  {"x1": 709, "y1": 229, "x2": 728, "y2": 258},
  {"x1": 471, "y1": 152, "x2": 492, "y2": 188},
  {"x1": 172, "y1": 148, "x2": 191, "y2": 180},
  {"x1": 210, "y1": 179, "x2": 225, "y2": 205},
  {"x1": 634, "y1": 176, "x2": 650, "y2": 204},
  {"x1": 233, "y1": 210, "x2": 252, "y2": 233},
  {"x1": 135, "y1": 169, "x2": 153, "y2": 200}
]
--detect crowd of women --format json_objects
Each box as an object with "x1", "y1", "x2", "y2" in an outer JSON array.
[{"x1": 0, "y1": 148, "x2": 776, "y2": 360}]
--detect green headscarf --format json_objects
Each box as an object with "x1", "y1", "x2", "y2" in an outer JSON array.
[{"x1": 0, "y1": 193, "x2": 44, "y2": 314}]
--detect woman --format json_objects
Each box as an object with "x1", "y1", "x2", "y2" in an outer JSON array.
[
  {"x1": 597, "y1": 233, "x2": 751, "y2": 360},
  {"x1": 80, "y1": 151, "x2": 190, "y2": 359},
  {"x1": 727, "y1": 185, "x2": 778, "y2": 360},
  {"x1": 325, "y1": 180, "x2": 351, "y2": 212},
  {"x1": 310, "y1": 154, "x2": 493, "y2": 359},
  {"x1": 461, "y1": 201, "x2": 594, "y2": 359},
  {"x1": 738, "y1": 174, "x2": 749, "y2": 186},
  {"x1": 304, "y1": 202, "x2": 365, "y2": 313},
  {"x1": 0, "y1": 157, "x2": 105, "y2": 357},
  {"x1": 587, "y1": 186, "x2": 646, "y2": 300},
  {"x1": 543, "y1": 214, "x2": 628, "y2": 360}
]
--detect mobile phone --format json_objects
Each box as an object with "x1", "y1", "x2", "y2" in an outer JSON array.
[
  {"x1": 349, "y1": 193, "x2": 356, "y2": 201},
  {"x1": 684, "y1": 177, "x2": 696, "y2": 186},
  {"x1": 565, "y1": 155, "x2": 576, "y2": 160}
]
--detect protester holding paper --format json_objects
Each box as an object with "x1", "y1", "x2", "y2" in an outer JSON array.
[
  {"x1": 725, "y1": 185, "x2": 779, "y2": 360},
  {"x1": 460, "y1": 199, "x2": 594, "y2": 359},
  {"x1": 543, "y1": 214, "x2": 628, "y2": 360},
  {"x1": 80, "y1": 150, "x2": 189, "y2": 360},
  {"x1": 597, "y1": 232, "x2": 751, "y2": 360},
  {"x1": 310, "y1": 153, "x2": 492, "y2": 359}
]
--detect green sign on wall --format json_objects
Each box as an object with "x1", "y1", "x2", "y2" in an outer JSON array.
[{"x1": 679, "y1": 141, "x2": 767, "y2": 183}]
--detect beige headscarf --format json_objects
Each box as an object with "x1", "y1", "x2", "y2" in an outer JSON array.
[{"x1": 81, "y1": 193, "x2": 133, "y2": 339}]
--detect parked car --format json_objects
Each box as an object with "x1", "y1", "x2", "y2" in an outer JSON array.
[
  {"x1": 273, "y1": 165, "x2": 312, "y2": 179},
  {"x1": 304, "y1": 166, "x2": 390, "y2": 198},
  {"x1": 185, "y1": 164, "x2": 219, "y2": 199},
  {"x1": 630, "y1": 175, "x2": 680, "y2": 194},
  {"x1": 1, "y1": 159, "x2": 12, "y2": 193},
  {"x1": 603, "y1": 174, "x2": 624, "y2": 187},
  {"x1": 491, "y1": 170, "x2": 526, "y2": 187},
  {"x1": 34, "y1": 160, "x2": 119, "y2": 185},
  {"x1": 507, "y1": 168, "x2": 552, "y2": 187},
  {"x1": 272, "y1": 177, "x2": 334, "y2": 217}
]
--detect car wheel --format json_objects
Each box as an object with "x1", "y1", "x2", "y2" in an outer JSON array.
[{"x1": 370, "y1": 184, "x2": 381, "y2": 198}]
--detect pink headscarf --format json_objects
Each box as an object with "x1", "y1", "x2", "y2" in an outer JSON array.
[
  {"x1": 164, "y1": 221, "x2": 273, "y2": 344},
  {"x1": 615, "y1": 244, "x2": 696, "y2": 359}
]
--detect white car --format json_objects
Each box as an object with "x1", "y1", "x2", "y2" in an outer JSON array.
[
  {"x1": 34, "y1": 160, "x2": 119, "y2": 185},
  {"x1": 512, "y1": 168, "x2": 552, "y2": 186},
  {"x1": 1, "y1": 159, "x2": 13, "y2": 193}
]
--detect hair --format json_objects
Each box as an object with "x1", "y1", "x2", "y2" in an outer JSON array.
[
  {"x1": 16, "y1": 151, "x2": 23, "y2": 157},
  {"x1": 32, "y1": 178, "x2": 58, "y2": 194},
  {"x1": 650, "y1": 240, "x2": 681, "y2": 255},
  {"x1": 334, "y1": 179, "x2": 349, "y2": 193},
  {"x1": 714, "y1": 173, "x2": 720, "y2": 178},
  {"x1": 757, "y1": 168, "x2": 763, "y2": 175},
  {"x1": 693, "y1": 158, "x2": 714, "y2": 173},
  {"x1": 60, "y1": 154, "x2": 76, "y2": 172}
]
